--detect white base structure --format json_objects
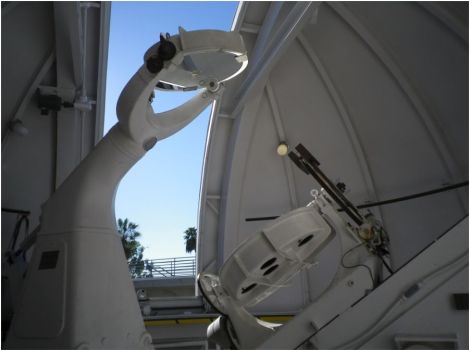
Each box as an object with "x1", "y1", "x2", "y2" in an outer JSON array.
[{"x1": 5, "y1": 28, "x2": 247, "y2": 349}]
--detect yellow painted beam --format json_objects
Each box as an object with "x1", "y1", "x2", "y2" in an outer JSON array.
[
  {"x1": 145, "y1": 320, "x2": 177, "y2": 326},
  {"x1": 144, "y1": 315, "x2": 293, "y2": 327},
  {"x1": 259, "y1": 315, "x2": 293, "y2": 323},
  {"x1": 178, "y1": 318, "x2": 213, "y2": 325}
]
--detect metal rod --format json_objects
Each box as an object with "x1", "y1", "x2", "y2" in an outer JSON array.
[
  {"x1": 289, "y1": 144, "x2": 364, "y2": 226},
  {"x1": 246, "y1": 216, "x2": 279, "y2": 222},
  {"x1": 2, "y1": 208, "x2": 30, "y2": 215},
  {"x1": 245, "y1": 183, "x2": 469, "y2": 222},
  {"x1": 354, "y1": 181, "x2": 469, "y2": 210}
]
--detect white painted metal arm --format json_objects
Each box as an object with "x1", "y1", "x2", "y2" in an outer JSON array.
[
  {"x1": 148, "y1": 87, "x2": 224, "y2": 141},
  {"x1": 116, "y1": 64, "x2": 222, "y2": 146},
  {"x1": 116, "y1": 27, "x2": 246, "y2": 146},
  {"x1": 6, "y1": 28, "x2": 247, "y2": 349}
]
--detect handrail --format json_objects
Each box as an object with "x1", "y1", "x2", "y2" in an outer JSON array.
[{"x1": 129, "y1": 256, "x2": 196, "y2": 279}]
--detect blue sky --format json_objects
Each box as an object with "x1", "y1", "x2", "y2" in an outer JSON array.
[{"x1": 104, "y1": 2, "x2": 238, "y2": 259}]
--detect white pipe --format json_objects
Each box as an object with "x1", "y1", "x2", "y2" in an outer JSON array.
[
  {"x1": 231, "y1": 2, "x2": 317, "y2": 119},
  {"x1": 248, "y1": 2, "x2": 284, "y2": 72},
  {"x1": 79, "y1": 2, "x2": 99, "y2": 99},
  {"x1": 79, "y1": 4, "x2": 88, "y2": 160},
  {"x1": 94, "y1": 2, "x2": 111, "y2": 144}
]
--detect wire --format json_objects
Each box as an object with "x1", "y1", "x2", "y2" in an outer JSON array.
[
  {"x1": 294, "y1": 218, "x2": 468, "y2": 350},
  {"x1": 6, "y1": 214, "x2": 29, "y2": 261},
  {"x1": 247, "y1": 182, "x2": 469, "y2": 222},
  {"x1": 1, "y1": 207, "x2": 30, "y2": 215},
  {"x1": 378, "y1": 254, "x2": 393, "y2": 275},
  {"x1": 333, "y1": 250, "x2": 468, "y2": 349},
  {"x1": 340, "y1": 243, "x2": 375, "y2": 287},
  {"x1": 420, "y1": 250, "x2": 469, "y2": 284},
  {"x1": 340, "y1": 181, "x2": 469, "y2": 211}
]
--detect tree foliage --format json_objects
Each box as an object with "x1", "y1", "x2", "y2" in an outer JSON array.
[
  {"x1": 183, "y1": 227, "x2": 197, "y2": 254},
  {"x1": 117, "y1": 218, "x2": 152, "y2": 278}
]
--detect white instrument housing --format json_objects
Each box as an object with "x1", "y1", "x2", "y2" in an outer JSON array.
[{"x1": 199, "y1": 191, "x2": 378, "y2": 349}]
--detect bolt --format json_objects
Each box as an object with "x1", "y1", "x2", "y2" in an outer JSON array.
[
  {"x1": 347, "y1": 280, "x2": 354, "y2": 287},
  {"x1": 206, "y1": 79, "x2": 220, "y2": 92}
]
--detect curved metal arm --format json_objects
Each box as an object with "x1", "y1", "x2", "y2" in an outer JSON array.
[
  {"x1": 116, "y1": 64, "x2": 223, "y2": 147},
  {"x1": 41, "y1": 29, "x2": 245, "y2": 233},
  {"x1": 149, "y1": 86, "x2": 224, "y2": 141},
  {"x1": 116, "y1": 27, "x2": 245, "y2": 147}
]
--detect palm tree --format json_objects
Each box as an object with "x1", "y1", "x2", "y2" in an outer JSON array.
[
  {"x1": 183, "y1": 227, "x2": 197, "y2": 254},
  {"x1": 117, "y1": 218, "x2": 145, "y2": 278}
]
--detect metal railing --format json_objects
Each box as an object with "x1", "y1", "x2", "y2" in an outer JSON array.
[{"x1": 129, "y1": 256, "x2": 195, "y2": 279}]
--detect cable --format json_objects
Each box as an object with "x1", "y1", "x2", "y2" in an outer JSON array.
[
  {"x1": 351, "y1": 259, "x2": 468, "y2": 350},
  {"x1": 294, "y1": 219, "x2": 468, "y2": 350},
  {"x1": 339, "y1": 181, "x2": 469, "y2": 212},
  {"x1": 340, "y1": 243, "x2": 375, "y2": 287},
  {"x1": 376, "y1": 226, "x2": 393, "y2": 275},
  {"x1": 378, "y1": 254, "x2": 393, "y2": 275},
  {"x1": 1, "y1": 207, "x2": 30, "y2": 215},
  {"x1": 247, "y1": 181, "x2": 468, "y2": 222},
  {"x1": 333, "y1": 250, "x2": 468, "y2": 349},
  {"x1": 420, "y1": 250, "x2": 469, "y2": 285},
  {"x1": 6, "y1": 214, "x2": 29, "y2": 263}
]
